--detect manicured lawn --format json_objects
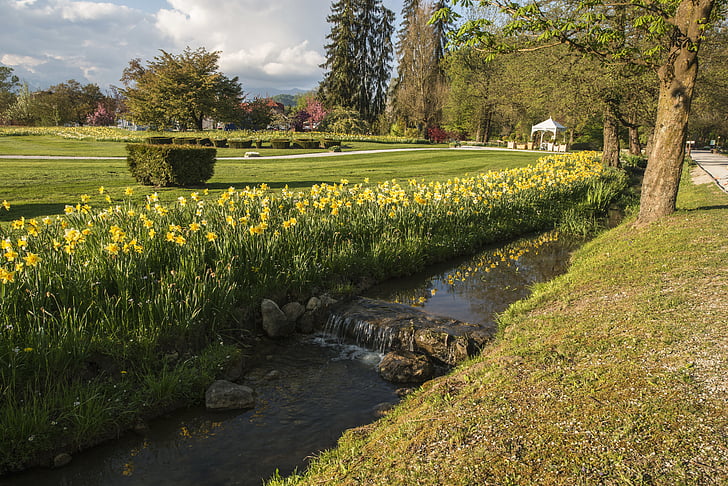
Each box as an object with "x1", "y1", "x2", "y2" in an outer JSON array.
[{"x1": 0, "y1": 146, "x2": 541, "y2": 221}]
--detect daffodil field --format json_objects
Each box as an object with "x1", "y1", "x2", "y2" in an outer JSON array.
[{"x1": 0, "y1": 151, "x2": 617, "y2": 472}]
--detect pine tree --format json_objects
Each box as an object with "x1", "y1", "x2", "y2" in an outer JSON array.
[{"x1": 320, "y1": 0, "x2": 394, "y2": 124}]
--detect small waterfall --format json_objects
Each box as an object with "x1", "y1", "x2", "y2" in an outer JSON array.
[{"x1": 324, "y1": 314, "x2": 409, "y2": 353}]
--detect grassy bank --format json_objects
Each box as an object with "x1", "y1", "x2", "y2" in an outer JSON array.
[{"x1": 267, "y1": 165, "x2": 728, "y2": 485}]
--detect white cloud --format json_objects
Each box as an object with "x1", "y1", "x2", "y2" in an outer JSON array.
[{"x1": 0, "y1": 0, "x2": 404, "y2": 92}]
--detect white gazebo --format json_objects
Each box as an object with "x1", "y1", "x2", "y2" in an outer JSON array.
[{"x1": 531, "y1": 117, "x2": 568, "y2": 151}]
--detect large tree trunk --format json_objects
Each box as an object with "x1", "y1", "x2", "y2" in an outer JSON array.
[
  {"x1": 602, "y1": 104, "x2": 621, "y2": 167},
  {"x1": 636, "y1": 0, "x2": 715, "y2": 225}
]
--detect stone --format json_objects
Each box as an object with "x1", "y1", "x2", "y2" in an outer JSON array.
[
  {"x1": 53, "y1": 453, "x2": 72, "y2": 468},
  {"x1": 261, "y1": 299, "x2": 295, "y2": 338},
  {"x1": 205, "y1": 380, "x2": 255, "y2": 411},
  {"x1": 297, "y1": 311, "x2": 315, "y2": 334},
  {"x1": 222, "y1": 353, "x2": 245, "y2": 381},
  {"x1": 306, "y1": 296, "x2": 322, "y2": 312},
  {"x1": 319, "y1": 294, "x2": 338, "y2": 307},
  {"x1": 378, "y1": 351, "x2": 434, "y2": 383},
  {"x1": 265, "y1": 370, "x2": 281, "y2": 380},
  {"x1": 282, "y1": 302, "x2": 306, "y2": 323}
]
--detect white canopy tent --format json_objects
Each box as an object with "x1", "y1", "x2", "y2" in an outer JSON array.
[{"x1": 531, "y1": 117, "x2": 567, "y2": 150}]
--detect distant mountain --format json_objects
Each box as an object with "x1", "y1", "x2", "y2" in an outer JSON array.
[{"x1": 245, "y1": 87, "x2": 311, "y2": 99}]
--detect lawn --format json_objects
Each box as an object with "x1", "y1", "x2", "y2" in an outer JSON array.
[{"x1": 0, "y1": 137, "x2": 541, "y2": 221}]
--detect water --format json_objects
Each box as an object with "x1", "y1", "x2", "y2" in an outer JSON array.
[
  {"x1": 2, "y1": 337, "x2": 397, "y2": 486},
  {"x1": 364, "y1": 232, "x2": 574, "y2": 329},
  {"x1": 3, "y1": 232, "x2": 575, "y2": 486}
]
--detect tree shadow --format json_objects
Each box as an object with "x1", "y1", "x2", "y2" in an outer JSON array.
[
  {"x1": 204, "y1": 180, "x2": 337, "y2": 191},
  {"x1": 0, "y1": 203, "x2": 67, "y2": 222}
]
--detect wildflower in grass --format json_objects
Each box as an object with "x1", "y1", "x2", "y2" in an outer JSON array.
[
  {"x1": 206, "y1": 231, "x2": 218, "y2": 242},
  {"x1": 64, "y1": 205, "x2": 74, "y2": 214},
  {"x1": 165, "y1": 232, "x2": 175, "y2": 242},
  {"x1": 80, "y1": 194, "x2": 91, "y2": 203},
  {"x1": 178, "y1": 196, "x2": 187, "y2": 206},
  {"x1": 148, "y1": 229, "x2": 156, "y2": 239},
  {"x1": 0, "y1": 268, "x2": 14, "y2": 283},
  {"x1": 23, "y1": 253, "x2": 41, "y2": 267},
  {"x1": 106, "y1": 243, "x2": 120, "y2": 255},
  {"x1": 1, "y1": 239, "x2": 12, "y2": 250},
  {"x1": 15, "y1": 262, "x2": 24, "y2": 272},
  {"x1": 282, "y1": 217, "x2": 297, "y2": 229},
  {"x1": 98, "y1": 186, "x2": 105, "y2": 194},
  {"x1": 124, "y1": 187, "x2": 134, "y2": 196},
  {"x1": 174, "y1": 235, "x2": 186, "y2": 246},
  {"x1": 2, "y1": 200, "x2": 10, "y2": 211},
  {"x1": 189, "y1": 222, "x2": 201, "y2": 232},
  {"x1": 148, "y1": 192, "x2": 159, "y2": 202}
]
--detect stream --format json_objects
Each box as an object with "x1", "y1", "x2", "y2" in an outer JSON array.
[{"x1": 2, "y1": 232, "x2": 576, "y2": 486}]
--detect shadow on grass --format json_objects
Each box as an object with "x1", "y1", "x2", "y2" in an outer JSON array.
[{"x1": 0, "y1": 203, "x2": 66, "y2": 221}]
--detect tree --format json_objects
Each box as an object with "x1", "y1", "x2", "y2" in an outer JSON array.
[
  {"x1": 0, "y1": 65, "x2": 19, "y2": 119},
  {"x1": 392, "y1": 1, "x2": 449, "y2": 136},
  {"x1": 689, "y1": 26, "x2": 728, "y2": 145},
  {"x1": 319, "y1": 0, "x2": 395, "y2": 124},
  {"x1": 121, "y1": 47, "x2": 245, "y2": 130},
  {"x1": 437, "y1": 0, "x2": 724, "y2": 225}
]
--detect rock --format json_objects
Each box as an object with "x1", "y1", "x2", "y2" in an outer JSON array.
[
  {"x1": 306, "y1": 296, "x2": 322, "y2": 312},
  {"x1": 132, "y1": 421, "x2": 149, "y2": 435},
  {"x1": 413, "y1": 328, "x2": 470, "y2": 366},
  {"x1": 53, "y1": 453, "x2": 72, "y2": 468},
  {"x1": 205, "y1": 380, "x2": 255, "y2": 411},
  {"x1": 261, "y1": 299, "x2": 295, "y2": 338},
  {"x1": 282, "y1": 302, "x2": 306, "y2": 323},
  {"x1": 297, "y1": 311, "x2": 315, "y2": 333},
  {"x1": 319, "y1": 294, "x2": 338, "y2": 307},
  {"x1": 378, "y1": 351, "x2": 434, "y2": 383},
  {"x1": 265, "y1": 370, "x2": 281, "y2": 380}
]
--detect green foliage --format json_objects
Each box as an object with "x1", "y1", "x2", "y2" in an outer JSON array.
[
  {"x1": 121, "y1": 47, "x2": 244, "y2": 130},
  {"x1": 319, "y1": 106, "x2": 368, "y2": 134},
  {"x1": 320, "y1": 0, "x2": 395, "y2": 124},
  {"x1": 126, "y1": 143, "x2": 216, "y2": 187}
]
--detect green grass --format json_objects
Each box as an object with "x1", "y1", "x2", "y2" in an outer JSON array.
[
  {"x1": 1, "y1": 143, "x2": 540, "y2": 221},
  {"x1": 266, "y1": 169, "x2": 728, "y2": 485}
]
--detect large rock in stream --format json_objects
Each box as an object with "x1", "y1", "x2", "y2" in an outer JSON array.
[{"x1": 325, "y1": 297, "x2": 495, "y2": 366}]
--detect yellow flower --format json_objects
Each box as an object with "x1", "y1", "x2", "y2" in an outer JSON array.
[
  {"x1": 205, "y1": 231, "x2": 218, "y2": 242},
  {"x1": 189, "y1": 222, "x2": 201, "y2": 232},
  {"x1": 0, "y1": 268, "x2": 15, "y2": 284},
  {"x1": 174, "y1": 235, "x2": 186, "y2": 245},
  {"x1": 23, "y1": 253, "x2": 41, "y2": 267},
  {"x1": 1, "y1": 239, "x2": 12, "y2": 250},
  {"x1": 124, "y1": 187, "x2": 134, "y2": 196},
  {"x1": 148, "y1": 229, "x2": 156, "y2": 239},
  {"x1": 24, "y1": 347, "x2": 33, "y2": 352},
  {"x1": 106, "y1": 243, "x2": 120, "y2": 255},
  {"x1": 80, "y1": 194, "x2": 91, "y2": 203},
  {"x1": 98, "y1": 186, "x2": 105, "y2": 194},
  {"x1": 1, "y1": 200, "x2": 10, "y2": 211},
  {"x1": 64, "y1": 205, "x2": 74, "y2": 214}
]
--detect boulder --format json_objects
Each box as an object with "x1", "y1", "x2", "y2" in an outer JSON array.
[
  {"x1": 297, "y1": 311, "x2": 316, "y2": 334},
  {"x1": 282, "y1": 302, "x2": 306, "y2": 322},
  {"x1": 306, "y1": 296, "x2": 322, "y2": 312},
  {"x1": 261, "y1": 299, "x2": 294, "y2": 338},
  {"x1": 53, "y1": 453, "x2": 72, "y2": 468},
  {"x1": 378, "y1": 351, "x2": 434, "y2": 383},
  {"x1": 205, "y1": 380, "x2": 255, "y2": 411}
]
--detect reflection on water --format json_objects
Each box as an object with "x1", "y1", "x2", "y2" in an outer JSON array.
[
  {"x1": 3, "y1": 232, "x2": 576, "y2": 486},
  {"x1": 365, "y1": 232, "x2": 575, "y2": 329}
]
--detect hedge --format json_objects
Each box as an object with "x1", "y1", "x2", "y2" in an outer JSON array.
[{"x1": 126, "y1": 143, "x2": 216, "y2": 187}]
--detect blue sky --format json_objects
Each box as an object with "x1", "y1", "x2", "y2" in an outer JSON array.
[{"x1": 0, "y1": 0, "x2": 405, "y2": 95}]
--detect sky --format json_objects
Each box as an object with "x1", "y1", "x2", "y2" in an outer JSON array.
[{"x1": 0, "y1": 0, "x2": 404, "y2": 96}]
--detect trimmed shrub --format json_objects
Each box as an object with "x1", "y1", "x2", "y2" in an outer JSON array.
[
  {"x1": 147, "y1": 136, "x2": 173, "y2": 145},
  {"x1": 126, "y1": 143, "x2": 216, "y2": 187},
  {"x1": 197, "y1": 137, "x2": 214, "y2": 147},
  {"x1": 322, "y1": 139, "x2": 340, "y2": 149},
  {"x1": 229, "y1": 140, "x2": 253, "y2": 149},
  {"x1": 293, "y1": 139, "x2": 320, "y2": 149},
  {"x1": 270, "y1": 139, "x2": 291, "y2": 149},
  {"x1": 212, "y1": 139, "x2": 228, "y2": 148},
  {"x1": 173, "y1": 137, "x2": 197, "y2": 145}
]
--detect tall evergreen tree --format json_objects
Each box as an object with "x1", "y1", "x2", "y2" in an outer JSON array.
[
  {"x1": 392, "y1": 1, "x2": 448, "y2": 135},
  {"x1": 319, "y1": 0, "x2": 394, "y2": 124}
]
